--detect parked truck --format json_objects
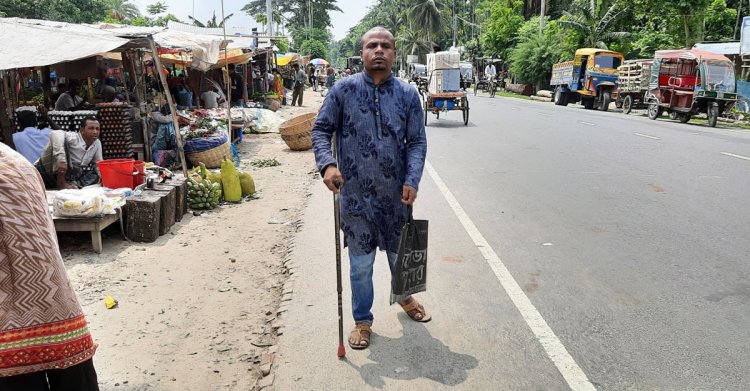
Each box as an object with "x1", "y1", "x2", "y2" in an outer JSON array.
[{"x1": 550, "y1": 48, "x2": 624, "y2": 111}]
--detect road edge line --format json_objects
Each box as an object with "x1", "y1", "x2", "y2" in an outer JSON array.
[{"x1": 425, "y1": 160, "x2": 597, "y2": 391}]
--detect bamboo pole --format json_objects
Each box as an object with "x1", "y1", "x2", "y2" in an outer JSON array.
[
  {"x1": 147, "y1": 35, "x2": 188, "y2": 177},
  {"x1": 221, "y1": 0, "x2": 235, "y2": 144}
]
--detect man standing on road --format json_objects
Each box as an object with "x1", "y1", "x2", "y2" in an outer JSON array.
[
  {"x1": 291, "y1": 63, "x2": 306, "y2": 106},
  {"x1": 312, "y1": 26, "x2": 429, "y2": 351},
  {"x1": 0, "y1": 143, "x2": 99, "y2": 390}
]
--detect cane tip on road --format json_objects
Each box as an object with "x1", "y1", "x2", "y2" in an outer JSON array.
[{"x1": 337, "y1": 344, "x2": 346, "y2": 358}]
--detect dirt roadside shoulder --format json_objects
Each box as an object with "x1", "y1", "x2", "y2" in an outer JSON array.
[{"x1": 61, "y1": 89, "x2": 326, "y2": 391}]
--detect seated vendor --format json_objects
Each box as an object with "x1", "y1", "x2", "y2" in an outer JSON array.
[
  {"x1": 54, "y1": 80, "x2": 86, "y2": 111},
  {"x1": 35, "y1": 117, "x2": 102, "y2": 189},
  {"x1": 101, "y1": 76, "x2": 118, "y2": 102},
  {"x1": 12, "y1": 106, "x2": 60, "y2": 163},
  {"x1": 200, "y1": 87, "x2": 224, "y2": 109}
]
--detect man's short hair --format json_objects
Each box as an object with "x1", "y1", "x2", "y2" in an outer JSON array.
[
  {"x1": 293, "y1": 63, "x2": 299, "y2": 69},
  {"x1": 17, "y1": 110, "x2": 37, "y2": 129},
  {"x1": 81, "y1": 116, "x2": 99, "y2": 129},
  {"x1": 359, "y1": 26, "x2": 394, "y2": 50}
]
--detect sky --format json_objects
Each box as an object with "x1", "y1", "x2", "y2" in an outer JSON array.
[{"x1": 130, "y1": 0, "x2": 374, "y2": 40}]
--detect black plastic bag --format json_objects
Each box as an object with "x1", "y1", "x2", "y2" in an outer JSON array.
[{"x1": 390, "y1": 206, "x2": 428, "y2": 305}]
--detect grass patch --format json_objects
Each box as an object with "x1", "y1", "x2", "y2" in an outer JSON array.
[
  {"x1": 250, "y1": 158, "x2": 281, "y2": 168},
  {"x1": 493, "y1": 90, "x2": 532, "y2": 100}
]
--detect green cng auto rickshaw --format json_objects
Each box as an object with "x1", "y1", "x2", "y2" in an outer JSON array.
[{"x1": 646, "y1": 49, "x2": 737, "y2": 127}]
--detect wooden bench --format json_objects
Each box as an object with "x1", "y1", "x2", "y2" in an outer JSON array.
[{"x1": 53, "y1": 213, "x2": 121, "y2": 254}]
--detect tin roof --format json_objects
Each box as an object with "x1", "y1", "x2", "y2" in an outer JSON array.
[
  {"x1": 692, "y1": 41, "x2": 740, "y2": 55},
  {"x1": 654, "y1": 49, "x2": 731, "y2": 62},
  {"x1": 575, "y1": 48, "x2": 623, "y2": 57}
]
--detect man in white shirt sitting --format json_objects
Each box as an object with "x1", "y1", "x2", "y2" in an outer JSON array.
[
  {"x1": 35, "y1": 117, "x2": 103, "y2": 189},
  {"x1": 55, "y1": 81, "x2": 86, "y2": 111},
  {"x1": 12, "y1": 106, "x2": 59, "y2": 163},
  {"x1": 200, "y1": 87, "x2": 224, "y2": 109}
]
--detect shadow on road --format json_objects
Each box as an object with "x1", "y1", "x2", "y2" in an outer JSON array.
[{"x1": 346, "y1": 314, "x2": 479, "y2": 388}]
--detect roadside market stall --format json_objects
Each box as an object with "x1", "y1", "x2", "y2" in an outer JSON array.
[{"x1": 0, "y1": 18, "x2": 245, "y2": 252}]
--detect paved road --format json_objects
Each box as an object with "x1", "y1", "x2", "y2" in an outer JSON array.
[{"x1": 275, "y1": 91, "x2": 750, "y2": 390}]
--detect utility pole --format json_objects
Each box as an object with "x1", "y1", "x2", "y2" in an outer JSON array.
[
  {"x1": 452, "y1": 0, "x2": 457, "y2": 48},
  {"x1": 267, "y1": 0, "x2": 273, "y2": 37},
  {"x1": 539, "y1": 0, "x2": 546, "y2": 34}
]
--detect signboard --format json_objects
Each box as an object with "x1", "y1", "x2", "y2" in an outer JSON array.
[{"x1": 741, "y1": 16, "x2": 750, "y2": 56}]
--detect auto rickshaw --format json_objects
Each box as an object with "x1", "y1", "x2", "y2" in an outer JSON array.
[
  {"x1": 550, "y1": 48, "x2": 623, "y2": 110},
  {"x1": 645, "y1": 49, "x2": 737, "y2": 127}
]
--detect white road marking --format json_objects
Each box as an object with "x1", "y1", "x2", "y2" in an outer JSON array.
[
  {"x1": 425, "y1": 161, "x2": 597, "y2": 391},
  {"x1": 633, "y1": 133, "x2": 661, "y2": 140},
  {"x1": 721, "y1": 152, "x2": 750, "y2": 161},
  {"x1": 578, "y1": 121, "x2": 596, "y2": 126}
]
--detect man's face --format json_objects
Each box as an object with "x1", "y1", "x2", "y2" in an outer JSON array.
[
  {"x1": 362, "y1": 31, "x2": 396, "y2": 73},
  {"x1": 80, "y1": 119, "x2": 100, "y2": 146}
]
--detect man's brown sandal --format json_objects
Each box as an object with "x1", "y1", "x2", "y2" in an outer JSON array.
[
  {"x1": 400, "y1": 298, "x2": 432, "y2": 322},
  {"x1": 348, "y1": 323, "x2": 371, "y2": 350}
]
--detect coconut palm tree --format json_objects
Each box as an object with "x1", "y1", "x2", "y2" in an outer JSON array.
[
  {"x1": 396, "y1": 27, "x2": 429, "y2": 69},
  {"x1": 106, "y1": 0, "x2": 140, "y2": 22},
  {"x1": 188, "y1": 11, "x2": 234, "y2": 28},
  {"x1": 146, "y1": 1, "x2": 168, "y2": 15},
  {"x1": 408, "y1": 0, "x2": 446, "y2": 52},
  {"x1": 557, "y1": 0, "x2": 630, "y2": 49},
  {"x1": 396, "y1": 27, "x2": 428, "y2": 57}
]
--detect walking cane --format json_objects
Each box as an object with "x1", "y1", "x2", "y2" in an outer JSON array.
[{"x1": 332, "y1": 137, "x2": 346, "y2": 358}]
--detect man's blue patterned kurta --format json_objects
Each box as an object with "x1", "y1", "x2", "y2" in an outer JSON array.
[{"x1": 312, "y1": 72, "x2": 427, "y2": 256}]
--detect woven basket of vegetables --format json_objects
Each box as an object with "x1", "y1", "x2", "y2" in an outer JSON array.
[{"x1": 186, "y1": 141, "x2": 232, "y2": 169}]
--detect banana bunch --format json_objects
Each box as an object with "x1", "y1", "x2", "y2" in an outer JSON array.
[{"x1": 188, "y1": 178, "x2": 221, "y2": 210}]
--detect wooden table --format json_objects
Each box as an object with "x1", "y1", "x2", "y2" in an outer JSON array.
[{"x1": 53, "y1": 214, "x2": 121, "y2": 254}]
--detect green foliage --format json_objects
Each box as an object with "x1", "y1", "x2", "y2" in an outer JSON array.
[
  {"x1": 290, "y1": 27, "x2": 331, "y2": 47},
  {"x1": 299, "y1": 39, "x2": 329, "y2": 59},
  {"x1": 146, "y1": 1, "x2": 167, "y2": 15},
  {"x1": 704, "y1": 0, "x2": 736, "y2": 41},
  {"x1": 131, "y1": 16, "x2": 152, "y2": 26},
  {"x1": 154, "y1": 13, "x2": 180, "y2": 27},
  {"x1": 408, "y1": 0, "x2": 446, "y2": 47},
  {"x1": 188, "y1": 11, "x2": 234, "y2": 28},
  {"x1": 242, "y1": 0, "x2": 341, "y2": 31},
  {"x1": 276, "y1": 38, "x2": 290, "y2": 53},
  {"x1": 481, "y1": 0, "x2": 524, "y2": 59},
  {"x1": 509, "y1": 18, "x2": 564, "y2": 86},
  {"x1": 557, "y1": 0, "x2": 630, "y2": 49},
  {"x1": 0, "y1": 0, "x2": 109, "y2": 23},
  {"x1": 105, "y1": 0, "x2": 140, "y2": 22}
]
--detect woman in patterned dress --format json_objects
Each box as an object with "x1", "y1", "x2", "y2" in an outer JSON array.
[{"x1": 0, "y1": 143, "x2": 99, "y2": 390}]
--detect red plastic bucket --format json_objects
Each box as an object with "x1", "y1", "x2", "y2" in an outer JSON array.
[{"x1": 97, "y1": 159, "x2": 137, "y2": 189}]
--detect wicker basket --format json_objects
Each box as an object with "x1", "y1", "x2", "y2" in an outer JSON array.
[
  {"x1": 279, "y1": 112, "x2": 317, "y2": 151},
  {"x1": 186, "y1": 141, "x2": 232, "y2": 169}
]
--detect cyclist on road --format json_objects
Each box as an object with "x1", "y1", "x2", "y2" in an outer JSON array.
[{"x1": 484, "y1": 62, "x2": 497, "y2": 82}]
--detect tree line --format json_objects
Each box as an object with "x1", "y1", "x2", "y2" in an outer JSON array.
[{"x1": 334, "y1": 0, "x2": 744, "y2": 86}]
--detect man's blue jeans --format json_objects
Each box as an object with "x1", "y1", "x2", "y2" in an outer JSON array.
[{"x1": 349, "y1": 249, "x2": 411, "y2": 326}]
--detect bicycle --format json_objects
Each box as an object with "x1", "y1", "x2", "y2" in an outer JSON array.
[
  {"x1": 727, "y1": 97, "x2": 749, "y2": 123},
  {"x1": 483, "y1": 77, "x2": 496, "y2": 98}
]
